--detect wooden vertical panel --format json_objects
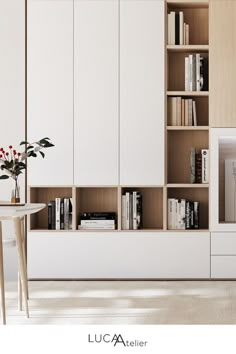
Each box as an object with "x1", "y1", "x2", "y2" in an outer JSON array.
[{"x1": 210, "y1": 0, "x2": 236, "y2": 127}]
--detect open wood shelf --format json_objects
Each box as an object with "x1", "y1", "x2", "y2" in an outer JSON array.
[
  {"x1": 167, "y1": 187, "x2": 209, "y2": 229},
  {"x1": 121, "y1": 187, "x2": 163, "y2": 230},
  {"x1": 167, "y1": 45, "x2": 209, "y2": 52},
  {"x1": 167, "y1": 130, "x2": 209, "y2": 184},
  {"x1": 167, "y1": 183, "x2": 209, "y2": 188},
  {"x1": 167, "y1": 91, "x2": 209, "y2": 96},
  {"x1": 167, "y1": 126, "x2": 209, "y2": 130}
]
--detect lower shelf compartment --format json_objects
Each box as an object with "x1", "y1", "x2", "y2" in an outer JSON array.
[{"x1": 27, "y1": 231, "x2": 210, "y2": 279}]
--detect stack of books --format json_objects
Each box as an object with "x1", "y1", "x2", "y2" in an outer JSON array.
[
  {"x1": 78, "y1": 212, "x2": 116, "y2": 230},
  {"x1": 185, "y1": 54, "x2": 208, "y2": 91},
  {"x1": 48, "y1": 198, "x2": 73, "y2": 230},
  {"x1": 168, "y1": 11, "x2": 189, "y2": 45},
  {"x1": 122, "y1": 191, "x2": 142, "y2": 230},
  {"x1": 190, "y1": 148, "x2": 209, "y2": 184},
  {"x1": 168, "y1": 198, "x2": 199, "y2": 230},
  {"x1": 169, "y1": 97, "x2": 197, "y2": 126}
]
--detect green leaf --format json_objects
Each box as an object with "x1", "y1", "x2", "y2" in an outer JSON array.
[
  {"x1": 26, "y1": 145, "x2": 34, "y2": 150},
  {"x1": 19, "y1": 141, "x2": 30, "y2": 146},
  {"x1": 39, "y1": 151, "x2": 45, "y2": 158},
  {"x1": 0, "y1": 175, "x2": 9, "y2": 180}
]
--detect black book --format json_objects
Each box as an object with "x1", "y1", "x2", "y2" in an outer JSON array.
[
  {"x1": 80, "y1": 212, "x2": 116, "y2": 220},
  {"x1": 136, "y1": 193, "x2": 142, "y2": 229},
  {"x1": 194, "y1": 202, "x2": 199, "y2": 229},
  {"x1": 51, "y1": 201, "x2": 56, "y2": 230},
  {"x1": 60, "y1": 198, "x2": 64, "y2": 230},
  {"x1": 175, "y1": 13, "x2": 180, "y2": 45},
  {"x1": 190, "y1": 201, "x2": 194, "y2": 229},
  {"x1": 185, "y1": 201, "x2": 191, "y2": 229},
  {"x1": 48, "y1": 201, "x2": 53, "y2": 230},
  {"x1": 203, "y1": 57, "x2": 208, "y2": 91}
]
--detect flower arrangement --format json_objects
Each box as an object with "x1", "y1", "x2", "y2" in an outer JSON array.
[{"x1": 0, "y1": 137, "x2": 54, "y2": 202}]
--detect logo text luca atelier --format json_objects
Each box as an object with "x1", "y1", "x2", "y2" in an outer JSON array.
[{"x1": 88, "y1": 334, "x2": 148, "y2": 347}]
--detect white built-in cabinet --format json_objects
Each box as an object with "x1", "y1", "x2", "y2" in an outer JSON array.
[
  {"x1": 27, "y1": 0, "x2": 74, "y2": 185},
  {"x1": 120, "y1": 0, "x2": 164, "y2": 185},
  {"x1": 74, "y1": 0, "x2": 119, "y2": 185}
]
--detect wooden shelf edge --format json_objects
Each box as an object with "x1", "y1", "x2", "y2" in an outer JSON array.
[
  {"x1": 167, "y1": 91, "x2": 209, "y2": 96},
  {"x1": 167, "y1": 126, "x2": 209, "y2": 130},
  {"x1": 167, "y1": 183, "x2": 209, "y2": 188},
  {"x1": 166, "y1": 45, "x2": 209, "y2": 51}
]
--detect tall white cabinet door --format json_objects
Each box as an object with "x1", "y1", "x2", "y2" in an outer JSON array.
[
  {"x1": 120, "y1": 0, "x2": 164, "y2": 185},
  {"x1": 74, "y1": 0, "x2": 119, "y2": 185},
  {"x1": 28, "y1": 0, "x2": 73, "y2": 185}
]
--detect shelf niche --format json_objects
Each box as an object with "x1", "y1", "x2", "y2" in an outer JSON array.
[
  {"x1": 167, "y1": 187, "x2": 209, "y2": 230},
  {"x1": 167, "y1": 3, "x2": 209, "y2": 45},
  {"x1": 76, "y1": 187, "x2": 118, "y2": 230},
  {"x1": 167, "y1": 95, "x2": 208, "y2": 126},
  {"x1": 121, "y1": 187, "x2": 163, "y2": 230},
  {"x1": 29, "y1": 187, "x2": 73, "y2": 230},
  {"x1": 167, "y1": 130, "x2": 208, "y2": 184}
]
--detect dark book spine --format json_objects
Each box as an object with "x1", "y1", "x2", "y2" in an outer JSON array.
[
  {"x1": 175, "y1": 13, "x2": 180, "y2": 45},
  {"x1": 136, "y1": 193, "x2": 142, "y2": 229},
  {"x1": 51, "y1": 201, "x2": 56, "y2": 230},
  {"x1": 185, "y1": 201, "x2": 190, "y2": 229},
  {"x1": 60, "y1": 199, "x2": 64, "y2": 229},
  {"x1": 48, "y1": 202, "x2": 52, "y2": 230},
  {"x1": 194, "y1": 201, "x2": 199, "y2": 229},
  {"x1": 195, "y1": 153, "x2": 202, "y2": 183},
  {"x1": 190, "y1": 201, "x2": 194, "y2": 229},
  {"x1": 203, "y1": 57, "x2": 208, "y2": 91}
]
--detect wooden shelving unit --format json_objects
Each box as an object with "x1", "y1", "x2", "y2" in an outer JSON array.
[{"x1": 166, "y1": 0, "x2": 209, "y2": 230}]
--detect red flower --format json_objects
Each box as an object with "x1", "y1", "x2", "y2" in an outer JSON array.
[
  {"x1": 17, "y1": 152, "x2": 21, "y2": 156},
  {"x1": 13, "y1": 150, "x2": 16, "y2": 155},
  {"x1": 6, "y1": 152, "x2": 9, "y2": 156},
  {"x1": 9, "y1": 145, "x2": 12, "y2": 149},
  {"x1": 0, "y1": 154, "x2": 2, "y2": 158},
  {"x1": 0, "y1": 148, "x2": 3, "y2": 152}
]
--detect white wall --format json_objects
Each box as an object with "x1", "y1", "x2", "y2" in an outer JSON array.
[{"x1": 0, "y1": 0, "x2": 25, "y2": 280}]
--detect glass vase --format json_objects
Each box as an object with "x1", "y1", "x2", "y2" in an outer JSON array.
[{"x1": 11, "y1": 179, "x2": 20, "y2": 203}]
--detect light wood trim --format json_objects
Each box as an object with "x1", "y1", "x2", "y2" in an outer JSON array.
[
  {"x1": 167, "y1": 91, "x2": 209, "y2": 96},
  {"x1": 167, "y1": 45, "x2": 209, "y2": 51},
  {"x1": 210, "y1": 0, "x2": 236, "y2": 127},
  {"x1": 167, "y1": 126, "x2": 209, "y2": 130},
  {"x1": 167, "y1": 0, "x2": 208, "y2": 7},
  {"x1": 167, "y1": 183, "x2": 209, "y2": 188}
]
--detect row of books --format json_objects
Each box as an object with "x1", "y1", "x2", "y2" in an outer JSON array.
[
  {"x1": 168, "y1": 198, "x2": 199, "y2": 230},
  {"x1": 48, "y1": 198, "x2": 72, "y2": 230},
  {"x1": 190, "y1": 148, "x2": 209, "y2": 184},
  {"x1": 169, "y1": 97, "x2": 197, "y2": 126},
  {"x1": 122, "y1": 191, "x2": 142, "y2": 230},
  {"x1": 185, "y1": 54, "x2": 208, "y2": 91},
  {"x1": 168, "y1": 11, "x2": 189, "y2": 45},
  {"x1": 78, "y1": 212, "x2": 117, "y2": 230}
]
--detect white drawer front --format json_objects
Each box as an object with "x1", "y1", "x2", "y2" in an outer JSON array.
[
  {"x1": 27, "y1": 232, "x2": 210, "y2": 279},
  {"x1": 211, "y1": 232, "x2": 236, "y2": 255},
  {"x1": 211, "y1": 256, "x2": 236, "y2": 278}
]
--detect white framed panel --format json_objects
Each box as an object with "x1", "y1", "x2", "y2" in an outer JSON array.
[
  {"x1": 27, "y1": 0, "x2": 74, "y2": 185},
  {"x1": 211, "y1": 232, "x2": 236, "y2": 255},
  {"x1": 211, "y1": 256, "x2": 236, "y2": 279},
  {"x1": 120, "y1": 0, "x2": 165, "y2": 185},
  {"x1": 28, "y1": 231, "x2": 210, "y2": 279},
  {"x1": 74, "y1": 0, "x2": 119, "y2": 185}
]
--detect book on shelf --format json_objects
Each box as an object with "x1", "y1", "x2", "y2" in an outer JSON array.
[
  {"x1": 185, "y1": 54, "x2": 208, "y2": 92},
  {"x1": 48, "y1": 197, "x2": 72, "y2": 230},
  {"x1": 168, "y1": 198, "x2": 199, "y2": 230},
  {"x1": 169, "y1": 97, "x2": 197, "y2": 126},
  {"x1": 78, "y1": 212, "x2": 117, "y2": 230},
  {"x1": 168, "y1": 11, "x2": 189, "y2": 45},
  {"x1": 190, "y1": 148, "x2": 209, "y2": 184},
  {"x1": 122, "y1": 191, "x2": 142, "y2": 230}
]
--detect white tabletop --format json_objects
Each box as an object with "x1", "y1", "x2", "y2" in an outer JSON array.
[{"x1": 0, "y1": 203, "x2": 45, "y2": 218}]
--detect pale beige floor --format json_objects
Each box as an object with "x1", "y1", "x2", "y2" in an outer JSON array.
[{"x1": 3, "y1": 280, "x2": 236, "y2": 324}]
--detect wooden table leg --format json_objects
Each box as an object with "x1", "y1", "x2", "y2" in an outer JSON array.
[
  {"x1": 0, "y1": 221, "x2": 6, "y2": 325},
  {"x1": 13, "y1": 217, "x2": 29, "y2": 318},
  {"x1": 20, "y1": 217, "x2": 29, "y2": 300},
  {"x1": 18, "y1": 272, "x2": 22, "y2": 311}
]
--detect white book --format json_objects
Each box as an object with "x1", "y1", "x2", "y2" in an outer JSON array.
[
  {"x1": 170, "y1": 12, "x2": 175, "y2": 45},
  {"x1": 180, "y1": 199, "x2": 186, "y2": 230},
  {"x1": 188, "y1": 99, "x2": 193, "y2": 126},
  {"x1": 80, "y1": 220, "x2": 115, "y2": 226},
  {"x1": 184, "y1": 99, "x2": 189, "y2": 126},
  {"x1": 196, "y1": 53, "x2": 201, "y2": 91},
  {"x1": 201, "y1": 149, "x2": 209, "y2": 183},
  {"x1": 179, "y1": 12, "x2": 184, "y2": 45},
  {"x1": 122, "y1": 195, "x2": 126, "y2": 230},
  {"x1": 133, "y1": 191, "x2": 137, "y2": 230},
  {"x1": 168, "y1": 13, "x2": 171, "y2": 45},
  {"x1": 183, "y1": 23, "x2": 186, "y2": 45},
  {"x1": 125, "y1": 192, "x2": 130, "y2": 230},
  {"x1": 193, "y1": 100, "x2": 197, "y2": 126},
  {"x1": 185, "y1": 57, "x2": 190, "y2": 91},
  {"x1": 174, "y1": 199, "x2": 179, "y2": 229},
  {"x1": 176, "y1": 97, "x2": 182, "y2": 126},
  {"x1": 78, "y1": 225, "x2": 115, "y2": 230},
  {"x1": 55, "y1": 198, "x2": 61, "y2": 230},
  {"x1": 189, "y1": 54, "x2": 193, "y2": 91}
]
